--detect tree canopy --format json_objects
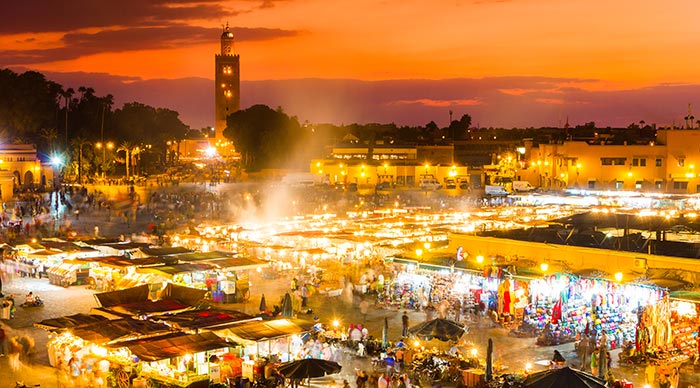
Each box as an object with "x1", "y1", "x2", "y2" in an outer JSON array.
[
  {"x1": 224, "y1": 104, "x2": 308, "y2": 171},
  {"x1": 0, "y1": 68, "x2": 189, "y2": 175}
]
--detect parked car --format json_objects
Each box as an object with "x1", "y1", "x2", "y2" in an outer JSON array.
[
  {"x1": 485, "y1": 185, "x2": 510, "y2": 196},
  {"x1": 420, "y1": 178, "x2": 442, "y2": 190},
  {"x1": 512, "y1": 180, "x2": 536, "y2": 192}
]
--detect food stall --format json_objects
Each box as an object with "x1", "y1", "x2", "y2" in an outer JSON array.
[
  {"x1": 47, "y1": 259, "x2": 91, "y2": 287},
  {"x1": 42, "y1": 318, "x2": 176, "y2": 368},
  {"x1": 212, "y1": 318, "x2": 311, "y2": 375},
  {"x1": 40, "y1": 321, "x2": 232, "y2": 388},
  {"x1": 80, "y1": 256, "x2": 167, "y2": 291},
  {"x1": 107, "y1": 332, "x2": 234, "y2": 388},
  {"x1": 134, "y1": 263, "x2": 218, "y2": 292},
  {"x1": 173, "y1": 251, "x2": 268, "y2": 303}
]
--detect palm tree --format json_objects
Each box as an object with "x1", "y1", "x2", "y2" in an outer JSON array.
[
  {"x1": 117, "y1": 142, "x2": 143, "y2": 180},
  {"x1": 39, "y1": 127, "x2": 58, "y2": 154},
  {"x1": 71, "y1": 136, "x2": 91, "y2": 184},
  {"x1": 61, "y1": 87, "x2": 74, "y2": 147}
]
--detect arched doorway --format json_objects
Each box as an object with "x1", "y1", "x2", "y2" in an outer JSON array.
[
  {"x1": 23, "y1": 170, "x2": 34, "y2": 189},
  {"x1": 12, "y1": 171, "x2": 21, "y2": 188}
]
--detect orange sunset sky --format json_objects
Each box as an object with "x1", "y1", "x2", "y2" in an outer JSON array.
[{"x1": 2, "y1": 0, "x2": 700, "y2": 128}]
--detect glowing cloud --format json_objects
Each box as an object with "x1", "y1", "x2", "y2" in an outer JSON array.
[{"x1": 389, "y1": 98, "x2": 482, "y2": 107}]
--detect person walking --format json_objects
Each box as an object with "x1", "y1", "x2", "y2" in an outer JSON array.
[
  {"x1": 300, "y1": 283, "x2": 308, "y2": 308},
  {"x1": 401, "y1": 311, "x2": 409, "y2": 337},
  {"x1": 590, "y1": 347, "x2": 600, "y2": 376},
  {"x1": 356, "y1": 370, "x2": 368, "y2": 388},
  {"x1": 0, "y1": 323, "x2": 6, "y2": 356}
]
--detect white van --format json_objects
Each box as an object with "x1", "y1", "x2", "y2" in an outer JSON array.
[
  {"x1": 419, "y1": 178, "x2": 442, "y2": 190},
  {"x1": 512, "y1": 181, "x2": 535, "y2": 192},
  {"x1": 485, "y1": 185, "x2": 510, "y2": 196}
]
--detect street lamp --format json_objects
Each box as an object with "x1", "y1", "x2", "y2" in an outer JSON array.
[
  {"x1": 95, "y1": 141, "x2": 114, "y2": 178},
  {"x1": 51, "y1": 155, "x2": 63, "y2": 188}
]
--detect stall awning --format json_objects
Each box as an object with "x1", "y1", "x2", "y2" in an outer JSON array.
[
  {"x1": 140, "y1": 247, "x2": 193, "y2": 257},
  {"x1": 70, "y1": 318, "x2": 175, "y2": 344},
  {"x1": 152, "y1": 309, "x2": 256, "y2": 330},
  {"x1": 99, "y1": 242, "x2": 151, "y2": 250},
  {"x1": 35, "y1": 313, "x2": 110, "y2": 331},
  {"x1": 41, "y1": 241, "x2": 96, "y2": 254},
  {"x1": 172, "y1": 251, "x2": 233, "y2": 262},
  {"x1": 386, "y1": 256, "x2": 483, "y2": 274},
  {"x1": 199, "y1": 257, "x2": 268, "y2": 271},
  {"x1": 160, "y1": 283, "x2": 208, "y2": 307},
  {"x1": 102, "y1": 299, "x2": 193, "y2": 317},
  {"x1": 124, "y1": 332, "x2": 232, "y2": 362},
  {"x1": 137, "y1": 263, "x2": 216, "y2": 278},
  {"x1": 78, "y1": 256, "x2": 168, "y2": 269},
  {"x1": 670, "y1": 290, "x2": 700, "y2": 303},
  {"x1": 214, "y1": 318, "x2": 311, "y2": 345},
  {"x1": 95, "y1": 284, "x2": 150, "y2": 308}
]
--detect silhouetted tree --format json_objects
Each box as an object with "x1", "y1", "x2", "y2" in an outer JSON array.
[{"x1": 224, "y1": 104, "x2": 305, "y2": 171}]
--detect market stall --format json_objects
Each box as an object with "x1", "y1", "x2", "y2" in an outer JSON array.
[
  {"x1": 523, "y1": 274, "x2": 663, "y2": 348},
  {"x1": 107, "y1": 332, "x2": 234, "y2": 388},
  {"x1": 79, "y1": 256, "x2": 166, "y2": 291},
  {"x1": 47, "y1": 259, "x2": 90, "y2": 287},
  {"x1": 213, "y1": 318, "x2": 311, "y2": 366},
  {"x1": 43, "y1": 318, "x2": 176, "y2": 367},
  {"x1": 172, "y1": 251, "x2": 267, "y2": 303},
  {"x1": 135, "y1": 263, "x2": 218, "y2": 291}
]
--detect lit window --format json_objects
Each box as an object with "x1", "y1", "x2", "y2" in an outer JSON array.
[{"x1": 674, "y1": 181, "x2": 688, "y2": 190}]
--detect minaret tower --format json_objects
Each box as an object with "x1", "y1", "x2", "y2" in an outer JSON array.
[{"x1": 214, "y1": 22, "x2": 240, "y2": 142}]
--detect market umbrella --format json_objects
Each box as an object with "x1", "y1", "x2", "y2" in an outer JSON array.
[
  {"x1": 522, "y1": 366, "x2": 606, "y2": 388},
  {"x1": 408, "y1": 318, "x2": 467, "y2": 342},
  {"x1": 382, "y1": 317, "x2": 389, "y2": 348},
  {"x1": 485, "y1": 338, "x2": 493, "y2": 382},
  {"x1": 259, "y1": 294, "x2": 267, "y2": 312},
  {"x1": 277, "y1": 358, "x2": 341, "y2": 386},
  {"x1": 282, "y1": 292, "x2": 293, "y2": 318}
]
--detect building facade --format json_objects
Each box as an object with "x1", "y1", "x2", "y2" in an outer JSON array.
[
  {"x1": 508, "y1": 128, "x2": 700, "y2": 193},
  {"x1": 307, "y1": 127, "x2": 700, "y2": 195},
  {"x1": 311, "y1": 144, "x2": 483, "y2": 189},
  {"x1": 0, "y1": 144, "x2": 55, "y2": 200}
]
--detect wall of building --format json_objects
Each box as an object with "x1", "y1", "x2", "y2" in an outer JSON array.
[
  {"x1": 310, "y1": 159, "x2": 481, "y2": 188},
  {"x1": 0, "y1": 144, "x2": 54, "y2": 194},
  {"x1": 526, "y1": 142, "x2": 668, "y2": 191}
]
